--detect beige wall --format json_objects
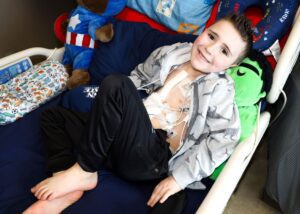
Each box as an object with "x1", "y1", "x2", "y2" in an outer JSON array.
[{"x1": 0, "y1": 0, "x2": 76, "y2": 58}]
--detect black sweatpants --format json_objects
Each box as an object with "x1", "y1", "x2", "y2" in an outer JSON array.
[
  {"x1": 41, "y1": 75, "x2": 171, "y2": 181},
  {"x1": 41, "y1": 75, "x2": 187, "y2": 213}
]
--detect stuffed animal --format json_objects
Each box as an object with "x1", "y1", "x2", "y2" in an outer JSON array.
[
  {"x1": 63, "y1": 0, "x2": 126, "y2": 89},
  {"x1": 210, "y1": 50, "x2": 273, "y2": 180}
]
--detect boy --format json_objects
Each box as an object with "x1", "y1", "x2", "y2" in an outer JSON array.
[{"x1": 24, "y1": 13, "x2": 253, "y2": 213}]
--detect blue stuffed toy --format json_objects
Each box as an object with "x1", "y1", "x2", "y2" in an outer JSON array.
[{"x1": 63, "y1": 0, "x2": 126, "y2": 89}]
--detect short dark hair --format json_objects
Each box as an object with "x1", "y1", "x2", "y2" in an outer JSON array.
[{"x1": 221, "y1": 13, "x2": 253, "y2": 63}]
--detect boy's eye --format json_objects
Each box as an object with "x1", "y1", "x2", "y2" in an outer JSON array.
[
  {"x1": 221, "y1": 48, "x2": 228, "y2": 56},
  {"x1": 208, "y1": 33, "x2": 215, "y2": 40}
]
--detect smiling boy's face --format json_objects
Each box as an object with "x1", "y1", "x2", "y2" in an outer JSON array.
[{"x1": 191, "y1": 19, "x2": 247, "y2": 74}]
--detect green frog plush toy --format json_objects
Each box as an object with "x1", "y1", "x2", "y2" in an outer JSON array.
[{"x1": 210, "y1": 51, "x2": 272, "y2": 180}]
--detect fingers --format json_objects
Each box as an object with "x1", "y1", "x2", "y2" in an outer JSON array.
[
  {"x1": 147, "y1": 176, "x2": 182, "y2": 207},
  {"x1": 147, "y1": 184, "x2": 173, "y2": 207},
  {"x1": 147, "y1": 185, "x2": 167, "y2": 207},
  {"x1": 159, "y1": 191, "x2": 172, "y2": 204}
]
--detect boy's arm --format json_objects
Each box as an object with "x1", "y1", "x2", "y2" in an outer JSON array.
[
  {"x1": 147, "y1": 79, "x2": 241, "y2": 206},
  {"x1": 172, "y1": 80, "x2": 241, "y2": 190},
  {"x1": 128, "y1": 45, "x2": 162, "y2": 90}
]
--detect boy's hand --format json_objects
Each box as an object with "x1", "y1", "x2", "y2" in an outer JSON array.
[{"x1": 147, "y1": 175, "x2": 181, "y2": 207}]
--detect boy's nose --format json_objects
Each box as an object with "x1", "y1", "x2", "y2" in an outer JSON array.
[{"x1": 206, "y1": 42, "x2": 217, "y2": 55}]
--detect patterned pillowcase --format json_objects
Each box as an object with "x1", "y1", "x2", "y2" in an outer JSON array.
[{"x1": 0, "y1": 59, "x2": 68, "y2": 125}]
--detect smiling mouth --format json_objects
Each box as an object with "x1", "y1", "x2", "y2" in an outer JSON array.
[{"x1": 198, "y1": 49, "x2": 210, "y2": 64}]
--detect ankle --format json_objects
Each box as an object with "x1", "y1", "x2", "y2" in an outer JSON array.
[{"x1": 73, "y1": 163, "x2": 97, "y2": 181}]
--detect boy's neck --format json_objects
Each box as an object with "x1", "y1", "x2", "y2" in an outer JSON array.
[{"x1": 182, "y1": 61, "x2": 206, "y2": 78}]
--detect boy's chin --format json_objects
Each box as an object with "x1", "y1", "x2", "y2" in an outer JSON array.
[
  {"x1": 191, "y1": 63, "x2": 220, "y2": 74},
  {"x1": 191, "y1": 64, "x2": 210, "y2": 74},
  {"x1": 191, "y1": 61, "x2": 208, "y2": 73},
  {"x1": 198, "y1": 70, "x2": 211, "y2": 74}
]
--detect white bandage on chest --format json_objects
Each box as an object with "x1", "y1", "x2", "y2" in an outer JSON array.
[
  {"x1": 143, "y1": 70, "x2": 192, "y2": 134},
  {"x1": 159, "y1": 70, "x2": 188, "y2": 99}
]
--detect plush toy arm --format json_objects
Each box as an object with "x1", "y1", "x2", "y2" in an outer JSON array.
[
  {"x1": 88, "y1": 17, "x2": 110, "y2": 40},
  {"x1": 95, "y1": 23, "x2": 114, "y2": 42}
]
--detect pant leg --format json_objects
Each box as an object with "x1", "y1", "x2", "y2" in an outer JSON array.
[
  {"x1": 41, "y1": 107, "x2": 88, "y2": 173},
  {"x1": 77, "y1": 75, "x2": 171, "y2": 181}
]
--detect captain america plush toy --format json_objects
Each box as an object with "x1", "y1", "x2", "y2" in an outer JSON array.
[{"x1": 63, "y1": 0, "x2": 126, "y2": 89}]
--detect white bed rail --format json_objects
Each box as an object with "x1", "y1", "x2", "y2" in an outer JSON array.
[
  {"x1": 267, "y1": 10, "x2": 300, "y2": 104},
  {"x1": 197, "y1": 112, "x2": 270, "y2": 214},
  {"x1": 0, "y1": 47, "x2": 64, "y2": 68}
]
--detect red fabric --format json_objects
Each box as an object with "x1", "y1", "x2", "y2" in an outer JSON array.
[
  {"x1": 115, "y1": 7, "x2": 176, "y2": 34},
  {"x1": 70, "y1": 32, "x2": 77, "y2": 45},
  {"x1": 82, "y1": 34, "x2": 91, "y2": 48},
  {"x1": 54, "y1": 12, "x2": 69, "y2": 43},
  {"x1": 205, "y1": 0, "x2": 221, "y2": 28}
]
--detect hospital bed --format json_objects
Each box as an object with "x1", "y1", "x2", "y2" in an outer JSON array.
[{"x1": 0, "y1": 3, "x2": 299, "y2": 214}]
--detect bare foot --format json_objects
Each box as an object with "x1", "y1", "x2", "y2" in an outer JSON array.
[
  {"x1": 23, "y1": 191, "x2": 83, "y2": 214},
  {"x1": 31, "y1": 163, "x2": 97, "y2": 200}
]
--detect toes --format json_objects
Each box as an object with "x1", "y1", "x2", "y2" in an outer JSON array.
[
  {"x1": 41, "y1": 189, "x2": 51, "y2": 201},
  {"x1": 35, "y1": 186, "x2": 47, "y2": 200},
  {"x1": 40, "y1": 188, "x2": 51, "y2": 201},
  {"x1": 31, "y1": 186, "x2": 36, "y2": 193},
  {"x1": 31, "y1": 182, "x2": 42, "y2": 194},
  {"x1": 48, "y1": 192, "x2": 55, "y2": 200},
  {"x1": 32, "y1": 180, "x2": 45, "y2": 194},
  {"x1": 34, "y1": 188, "x2": 41, "y2": 199}
]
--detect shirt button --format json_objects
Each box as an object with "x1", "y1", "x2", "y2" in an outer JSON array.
[{"x1": 154, "y1": 168, "x2": 159, "y2": 173}]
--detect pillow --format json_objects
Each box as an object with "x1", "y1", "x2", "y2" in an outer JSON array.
[
  {"x1": 127, "y1": 0, "x2": 216, "y2": 35},
  {"x1": 0, "y1": 60, "x2": 68, "y2": 125},
  {"x1": 89, "y1": 19, "x2": 196, "y2": 85},
  {"x1": 216, "y1": 0, "x2": 299, "y2": 51},
  {"x1": 61, "y1": 85, "x2": 99, "y2": 112}
]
